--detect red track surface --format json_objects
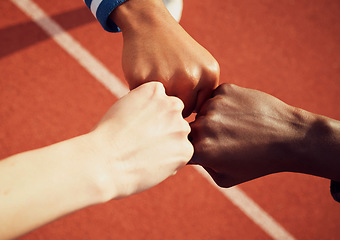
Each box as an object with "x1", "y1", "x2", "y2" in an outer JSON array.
[{"x1": 1, "y1": 0, "x2": 339, "y2": 239}]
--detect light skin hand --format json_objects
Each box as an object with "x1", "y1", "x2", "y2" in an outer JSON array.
[
  {"x1": 0, "y1": 82, "x2": 193, "y2": 239},
  {"x1": 110, "y1": 0, "x2": 220, "y2": 117},
  {"x1": 189, "y1": 83, "x2": 340, "y2": 188},
  {"x1": 91, "y1": 81, "x2": 193, "y2": 199}
]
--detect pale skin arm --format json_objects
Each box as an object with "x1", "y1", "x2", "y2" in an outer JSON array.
[
  {"x1": 110, "y1": 0, "x2": 220, "y2": 117},
  {"x1": 0, "y1": 82, "x2": 193, "y2": 239},
  {"x1": 0, "y1": 136, "x2": 105, "y2": 239},
  {"x1": 190, "y1": 83, "x2": 340, "y2": 188}
]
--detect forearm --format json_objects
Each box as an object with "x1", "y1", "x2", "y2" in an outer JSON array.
[
  {"x1": 110, "y1": 0, "x2": 176, "y2": 32},
  {"x1": 0, "y1": 135, "x2": 106, "y2": 239},
  {"x1": 286, "y1": 109, "x2": 340, "y2": 181},
  {"x1": 84, "y1": 0, "x2": 174, "y2": 32},
  {"x1": 0, "y1": 82, "x2": 192, "y2": 238}
]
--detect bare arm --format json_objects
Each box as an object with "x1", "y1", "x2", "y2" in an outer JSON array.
[
  {"x1": 110, "y1": 0, "x2": 220, "y2": 116},
  {"x1": 0, "y1": 136, "x2": 104, "y2": 239},
  {"x1": 0, "y1": 82, "x2": 193, "y2": 239}
]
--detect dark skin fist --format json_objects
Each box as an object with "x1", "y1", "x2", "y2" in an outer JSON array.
[{"x1": 189, "y1": 83, "x2": 340, "y2": 187}]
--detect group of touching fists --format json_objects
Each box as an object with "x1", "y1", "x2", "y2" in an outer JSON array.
[{"x1": 1, "y1": 0, "x2": 339, "y2": 239}]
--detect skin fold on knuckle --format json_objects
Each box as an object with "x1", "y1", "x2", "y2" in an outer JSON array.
[
  {"x1": 168, "y1": 96, "x2": 185, "y2": 112},
  {"x1": 143, "y1": 81, "x2": 166, "y2": 99},
  {"x1": 214, "y1": 83, "x2": 236, "y2": 97}
]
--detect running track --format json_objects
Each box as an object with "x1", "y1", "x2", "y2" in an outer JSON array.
[{"x1": 0, "y1": 0, "x2": 339, "y2": 239}]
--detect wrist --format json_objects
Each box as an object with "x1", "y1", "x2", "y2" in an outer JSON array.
[
  {"x1": 285, "y1": 109, "x2": 340, "y2": 181},
  {"x1": 0, "y1": 134, "x2": 116, "y2": 238},
  {"x1": 274, "y1": 106, "x2": 316, "y2": 173},
  {"x1": 54, "y1": 134, "x2": 112, "y2": 205},
  {"x1": 77, "y1": 132, "x2": 122, "y2": 202},
  {"x1": 110, "y1": 0, "x2": 175, "y2": 32},
  {"x1": 84, "y1": 129, "x2": 136, "y2": 201}
]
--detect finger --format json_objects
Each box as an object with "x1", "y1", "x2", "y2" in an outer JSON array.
[
  {"x1": 188, "y1": 119, "x2": 201, "y2": 141},
  {"x1": 187, "y1": 142, "x2": 200, "y2": 165},
  {"x1": 202, "y1": 167, "x2": 229, "y2": 187},
  {"x1": 167, "y1": 96, "x2": 185, "y2": 112},
  {"x1": 194, "y1": 69, "x2": 219, "y2": 113},
  {"x1": 187, "y1": 153, "x2": 199, "y2": 165},
  {"x1": 179, "y1": 89, "x2": 198, "y2": 118},
  {"x1": 188, "y1": 130, "x2": 193, "y2": 142},
  {"x1": 195, "y1": 97, "x2": 215, "y2": 118},
  {"x1": 187, "y1": 124, "x2": 198, "y2": 165},
  {"x1": 195, "y1": 89, "x2": 214, "y2": 114},
  {"x1": 133, "y1": 81, "x2": 166, "y2": 97},
  {"x1": 203, "y1": 166, "x2": 217, "y2": 176},
  {"x1": 211, "y1": 83, "x2": 233, "y2": 98},
  {"x1": 164, "y1": 79, "x2": 197, "y2": 118}
]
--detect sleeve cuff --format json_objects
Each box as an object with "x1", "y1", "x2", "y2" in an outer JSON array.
[
  {"x1": 330, "y1": 180, "x2": 340, "y2": 203},
  {"x1": 84, "y1": 0, "x2": 128, "y2": 32}
]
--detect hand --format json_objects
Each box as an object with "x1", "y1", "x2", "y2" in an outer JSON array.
[
  {"x1": 90, "y1": 82, "x2": 193, "y2": 199},
  {"x1": 189, "y1": 83, "x2": 312, "y2": 187},
  {"x1": 0, "y1": 82, "x2": 192, "y2": 238},
  {"x1": 111, "y1": 0, "x2": 220, "y2": 117}
]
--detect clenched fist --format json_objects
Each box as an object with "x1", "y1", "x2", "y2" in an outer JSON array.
[
  {"x1": 190, "y1": 83, "x2": 340, "y2": 187},
  {"x1": 91, "y1": 82, "x2": 193, "y2": 199},
  {"x1": 111, "y1": 0, "x2": 220, "y2": 117}
]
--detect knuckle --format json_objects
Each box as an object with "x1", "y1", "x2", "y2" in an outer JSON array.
[
  {"x1": 198, "y1": 117, "x2": 209, "y2": 129},
  {"x1": 194, "y1": 137, "x2": 213, "y2": 154},
  {"x1": 181, "y1": 119, "x2": 191, "y2": 133},
  {"x1": 125, "y1": 69, "x2": 149, "y2": 89},
  {"x1": 176, "y1": 69, "x2": 198, "y2": 88},
  {"x1": 187, "y1": 142, "x2": 195, "y2": 159},
  {"x1": 190, "y1": 117, "x2": 208, "y2": 135},
  {"x1": 152, "y1": 81, "x2": 166, "y2": 94},
  {"x1": 176, "y1": 117, "x2": 191, "y2": 134},
  {"x1": 209, "y1": 96, "x2": 224, "y2": 111},
  {"x1": 206, "y1": 60, "x2": 220, "y2": 80},
  {"x1": 142, "y1": 81, "x2": 165, "y2": 98},
  {"x1": 220, "y1": 83, "x2": 233, "y2": 92},
  {"x1": 182, "y1": 140, "x2": 194, "y2": 162},
  {"x1": 168, "y1": 96, "x2": 185, "y2": 112},
  {"x1": 213, "y1": 83, "x2": 235, "y2": 96},
  {"x1": 199, "y1": 116, "x2": 215, "y2": 131},
  {"x1": 147, "y1": 69, "x2": 169, "y2": 83}
]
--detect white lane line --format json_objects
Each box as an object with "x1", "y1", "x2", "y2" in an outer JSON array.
[
  {"x1": 10, "y1": 1, "x2": 295, "y2": 239},
  {"x1": 193, "y1": 166, "x2": 295, "y2": 240},
  {"x1": 10, "y1": 0, "x2": 129, "y2": 99}
]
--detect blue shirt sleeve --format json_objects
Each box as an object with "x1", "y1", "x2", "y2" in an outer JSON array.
[{"x1": 84, "y1": 0, "x2": 128, "y2": 32}]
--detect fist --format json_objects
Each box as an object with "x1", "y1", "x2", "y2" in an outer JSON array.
[
  {"x1": 190, "y1": 84, "x2": 305, "y2": 187},
  {"x1": 91, "y1": 82, "x2": 193, "y2": 199},
  {"x1": 115, "y1": 0, "x2": 220, "y2": 117}
]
